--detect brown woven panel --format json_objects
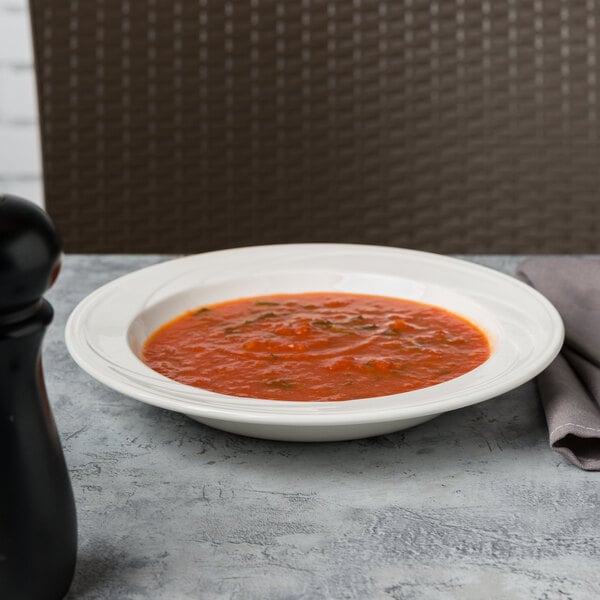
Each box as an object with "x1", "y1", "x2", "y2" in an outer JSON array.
[{"x1": 30, "y1": 0, "x2": 600, "y2": 253}]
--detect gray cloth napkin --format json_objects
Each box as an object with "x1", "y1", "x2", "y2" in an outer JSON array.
[{"x1": 517, "y1": 257, "x2": 600, "y2": 470}]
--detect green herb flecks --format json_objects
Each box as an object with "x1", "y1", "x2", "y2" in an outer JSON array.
[
  {"x1": 244, "y1": 312, "x2": 277, "y2": 325},
  {"x1": 265, "y1": 379, "x2": 294, "y2": 390},
  {"x1": 382, "y1": 327, "x2": 401, "y2": 336},
  {"x1": 311, "y1": 319, "x2": 355, "y2": 334}
]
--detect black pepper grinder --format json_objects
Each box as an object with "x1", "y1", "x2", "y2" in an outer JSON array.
[{"x1": 0, "y1": 195, "x2": 77, "y2": 599}]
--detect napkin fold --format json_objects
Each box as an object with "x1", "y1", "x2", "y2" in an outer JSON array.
[{"x1": 517, "y1": 257, "x2": 600, "y2": 470}]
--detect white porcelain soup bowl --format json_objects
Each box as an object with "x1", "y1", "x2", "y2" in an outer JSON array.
[{"x1": 66, "y1": 244, "x2": 563, "y2": 442}]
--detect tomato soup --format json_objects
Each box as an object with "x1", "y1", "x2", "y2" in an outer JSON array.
[{"x1": 142, "y1": 292, "x2": 490, "y2": 401}]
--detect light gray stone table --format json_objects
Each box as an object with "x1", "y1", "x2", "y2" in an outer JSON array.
[{"x1": 44, "y1": 255, "x2": 598, "y2": 600}]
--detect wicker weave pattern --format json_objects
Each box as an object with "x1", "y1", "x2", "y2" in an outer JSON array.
[{"x1": 31, "y1": 0, "x2": 600, "y2": 253}]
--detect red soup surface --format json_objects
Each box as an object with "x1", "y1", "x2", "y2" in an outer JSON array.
[{"x1": 142, "y1": 292, "x2": 491, "y2": 402}]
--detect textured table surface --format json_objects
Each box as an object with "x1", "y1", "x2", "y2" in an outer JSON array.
[{"x1": 45, "y1": 255, "x2": 598, "y2": 600}]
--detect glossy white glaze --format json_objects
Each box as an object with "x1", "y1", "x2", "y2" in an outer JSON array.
[{"x1": 65, "y1": 244, "x2": 563, "y2": 441}]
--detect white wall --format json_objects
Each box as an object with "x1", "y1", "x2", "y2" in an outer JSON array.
[{"x1": 0, "y1": 0, "x2": 44, "y2": 207}]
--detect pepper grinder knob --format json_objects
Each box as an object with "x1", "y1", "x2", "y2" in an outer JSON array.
[
  {"x1": 0, "y1": 194, "x2": 61, "y2": 312},
  {"x1": 0, "y1": 195, "x2": 77, "y2": 599}
]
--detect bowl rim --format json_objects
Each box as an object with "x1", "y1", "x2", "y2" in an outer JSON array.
[{"x1": 65, "y1": 243, "x2": 564, "y2": 426}]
